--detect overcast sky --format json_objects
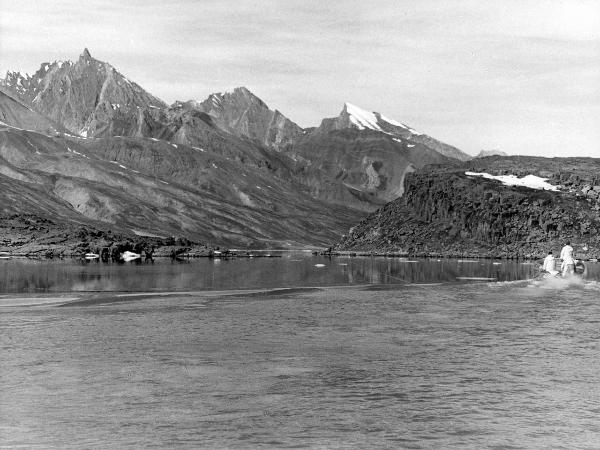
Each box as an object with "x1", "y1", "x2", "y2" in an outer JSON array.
[{"x1": 1, "y1": 0, "x2": 599, "y2": 157}]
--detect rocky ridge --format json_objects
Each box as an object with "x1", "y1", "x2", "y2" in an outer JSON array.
[
  {"x1": 337, "y1": 158, "x2": 600, "y2": 259},
  {"x1": 0, "y1": 49, "x2": 166, "y2": 138}
]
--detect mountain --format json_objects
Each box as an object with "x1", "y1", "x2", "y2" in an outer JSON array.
[
  {"x1": 0, "y1": 48, "x2": 166, "y2": 138},
  {"x1": 316, "y1": 103, "x2": 471, "y2": 161},
  {"x1": 192, "y1": 87, "x2": 304, "y2": 150},
  {"x1": 282, "y1": 102, "x2": 461, "y2": 211},
  {"x1": 336, "y1": 156, "x2": 600, "y2": 259},
  {"x1": 286, "y1": 127, "x2": 452, "y2": 211},
  {"x1": 153, "y1": 98, "x2": 470, "y2": 212},
  {"x1": 475, "y1": 149, "x2": 508, "y2": 158},
  {"x1": 0, "y1": 50, "x2": 475, "y2": 251}
]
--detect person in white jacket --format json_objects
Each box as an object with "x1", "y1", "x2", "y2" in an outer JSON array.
[
  {"x1": 542, "y1": 251, "x2": 558, "y2": 276},
  {"x1": 560, "y1": 241, "x2": 575, "y2": 277}
]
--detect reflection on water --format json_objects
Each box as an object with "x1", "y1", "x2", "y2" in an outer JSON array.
[{"x1": 0, "y1": 254, "x2": 567, "y2": 293}]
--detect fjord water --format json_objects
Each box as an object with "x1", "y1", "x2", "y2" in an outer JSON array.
[
  {"x1": 0, "y1": 254, "x2": 542, "y2": 293},
  {"x1": 2, "y1": 256, "x2": 600, "y2": 448}
]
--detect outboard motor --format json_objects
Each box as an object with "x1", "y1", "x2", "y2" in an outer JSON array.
[{"x1": 575, "y1": 261, "x2": 586, "y2": 275}]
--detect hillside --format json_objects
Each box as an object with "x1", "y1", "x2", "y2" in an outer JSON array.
[
  {"x1": 337, "y1": 157, "x2": 600, "y2": 259},
  {"x1": 287, "y1": 127, "x2": 452, "y2": 210},
  {"x1": 0, "y1": 124, "x2": 360, "y2": 250},
  {"x1": 0, "y1": 91, "x2": 64, "y2": 133}
]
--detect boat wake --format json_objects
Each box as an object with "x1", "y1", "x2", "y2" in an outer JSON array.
[{"x1": 487, "y1": 275, "x2": 600, "y2": 292}]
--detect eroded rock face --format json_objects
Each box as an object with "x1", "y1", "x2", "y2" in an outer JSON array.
[
  {"x1": 287, "y1": 128, "x2": 452, "y2": 211},
  {"x1": 337, "y1": 164, "x2": 600, "y2": 259}
]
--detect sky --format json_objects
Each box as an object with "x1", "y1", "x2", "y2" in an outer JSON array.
[{"x1": 1, "y1": 0, "x2": 599, "y2": 157}]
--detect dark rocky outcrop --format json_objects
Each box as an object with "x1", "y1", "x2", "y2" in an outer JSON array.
[
  {"x1": 0, "y1": 212, "x2": 211, "y2": 258},
  {"x1": 337, "y1": 161, "x2": 600, "y2": 259}
]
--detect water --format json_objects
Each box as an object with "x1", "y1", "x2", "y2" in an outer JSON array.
[
  {"x1": 0, "y1": 254, "x2": 544, "y2": 293},
  {"x1": 2, "y1": 256, "x2": 600, "y2": 448}
]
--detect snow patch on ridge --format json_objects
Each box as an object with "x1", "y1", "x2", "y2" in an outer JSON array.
[
  {"x1": 345, "y1": 102, "x2": 382, "y2": 131},
  {"x1": 345, "y1": 103, "x2": 420, "y2": 135},
  {"x1": 465, "y1": 172, "x2": 559, "y2": 191},
  {"x1": 379, "y1": 113, "x2": 404, "y2": 127}
]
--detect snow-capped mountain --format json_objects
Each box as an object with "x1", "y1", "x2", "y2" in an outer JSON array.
[
  {"x1": 316, "y1": 102, "x2": 471, "y2": 161},
  {"x1": 318, "y1": 102, "x2": 416, "y2": 135}
]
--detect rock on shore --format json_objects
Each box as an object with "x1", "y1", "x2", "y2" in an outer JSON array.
[{"x1": 0, "y1": 213, "x2": 211, "y2": 258}]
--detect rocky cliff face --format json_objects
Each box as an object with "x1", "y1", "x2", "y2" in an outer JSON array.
[
  {"x1": 338, "y1": 159, "x2": 600, "y2": 259},
  {"x1": 0, "y1": 49, "x2": 166, "y2": 138}
]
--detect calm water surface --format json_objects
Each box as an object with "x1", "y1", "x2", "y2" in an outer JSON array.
[
  {"x1": 0, "y1": 253, "x2": 547, "y2": 293},
  {"x1": 2, "y1": 255, "x2": 600, "y2": 448}
]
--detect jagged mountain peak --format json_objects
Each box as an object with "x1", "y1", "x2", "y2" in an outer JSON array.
[
  {"x1": 225, "y1": 86, "x2": 268, "y2": 109},
  {"x1": 187, "y1": 87, "x2": 303, "y2": 150},
  {"x1": 0, "y1": 50, "x2": 167, "y2": 138},
  {"x1": 233, "y1": 86, "x2": 253, "y2": 96}
]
